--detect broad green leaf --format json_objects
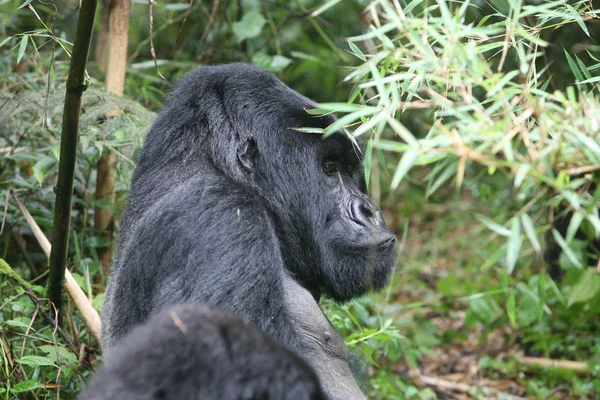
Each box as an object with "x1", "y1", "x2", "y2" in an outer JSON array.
[
  {"x1": 93, "y1": 292, "x2": 105, "y2": 312},
  {"x1": 11, "y1": 380, "x2": 42, "y2": 394},
  {"x1": 469, "y1": 297, "x2": 502, "y2": 325},
  {"x1": 567, "y1": 269, "x2": 600, "y2": 307},
  {"x1": 506, "y1": 218, "x2": 522, "y2": 275},
  {"x1": 16, "y1": 355, "x2": 56, "y2": 367},
  {"x1": 269, "y1": 55, "x2": 292, "y2": 72},
  {"x1": 5, "y1": 319, "x2": 34, "y2": 331},
  {"x1": 520, "y1": 213, "x2": 541, "y2": 255},
  {"x1": 232, "y1": 11, "x2": 266, "y2": 43},
  {"x1": 33, "y1": 156, "x2": 57, "y2": 184}
]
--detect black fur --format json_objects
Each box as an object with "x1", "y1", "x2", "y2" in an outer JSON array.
[
  {"x1": 82, "y1": 304, "x2": 325, "y2": 400},
  {"x1": 102, "y1": 63, "x2": 397, "y2": 399}
]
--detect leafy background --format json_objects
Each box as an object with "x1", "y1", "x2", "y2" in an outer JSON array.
[{"x1": 1, "y1": 0, "x2": 599, "y2": 399}]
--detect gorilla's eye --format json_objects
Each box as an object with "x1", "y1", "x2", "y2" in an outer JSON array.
[{"x1": 323, "y1": 161, "x2": 338, "y2": 176}]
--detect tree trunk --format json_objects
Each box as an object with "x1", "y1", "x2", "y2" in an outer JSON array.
[
  {"x1": 95, "y1": 0, "x2": 130, "y2": 282},
  {"x1": 95, "y1": 0, "x2": 110, "y2": 73}
]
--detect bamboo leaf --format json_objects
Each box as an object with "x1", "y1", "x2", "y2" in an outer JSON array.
[
  {"x1": 506, "y1": 218, "x2": 522, "y2": 275},
  {"x1": 310, "y1": 0, "x2": 342, "y2": 17},
  {"x1": 347, "y1": 41, "x2": 366, "y2": 61},
  {"x1": 520, "y1": 213, "x2": 541, "y2": 255},
  {"x1": 551, "y1": 229, "x2": 583, "y2": 268},
  {"x1": 17, "y1": 35, "x2": 28, "y2": 65},
  {"x1": 475, "y1": 214, "x2": 511, "y2": 237},
  {"x1": 391, "y1": 149, "x2": 419, "y2": 189}
]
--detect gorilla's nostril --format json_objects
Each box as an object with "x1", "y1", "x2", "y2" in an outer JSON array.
[{"x1": 350, "y1": 198, "x2": 376, "y2": 227}]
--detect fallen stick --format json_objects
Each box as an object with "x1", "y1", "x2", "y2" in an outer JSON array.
[
  {"x1": 519, "y1": 356, "x2": 590, "y2": 372},
  {"x1": 10, "y1": 189, "x2": 101, "y2": 342},
  {"x1": 419, "y1": 374, "x2": 528, "y2": 400}
]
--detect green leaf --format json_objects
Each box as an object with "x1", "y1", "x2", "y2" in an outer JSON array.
[
  {"x1": 269, "y1": 55, "x2": 292, "y2": 72},
  {"x1": 390, "y1": 149, "x2": 419, "y2": 189},
  {"x1": 93, "y1": 292, "x2": 105, "y2": 312},
  {"x1": 577, "y1": 75, "x2": 600, "y2": 85},
  {"x1": 164, "y1": 3, "x2": 190, "y2": 11},
  {"x1": 291, "y1": 127, "x2": 324, "y2": 134},
  {"x1": 469, "y1": 297, "x2": 502, "y2": 325},
  {"x1": 33, "y1": 156, "x2": 57, "y2": 185},
  {"x1": 17, "y1": 35, "x2": 28, "y2": 65},
  {"x1": 475, "y1": 214, "x2": 511, "y2": 236},
  {"x1": 506, "y1": 291, "x2": 516, "y2": 329},
  {"x1": 506, "y1": 218, "x2": 522, "y2": 275},
  {"x1": 552, "y1": 229, "x2": 583, "y2": 268},
  {"x1": 5, "y1": 319, "x2": 34, "y2": 331},
  {"x1": 565, "y1": 211, "x2": 583, "y2": 243},
  {"x1": 564, "y1": 49, "x2": 586, "y2": 88},
  {"x1": 561, "y1": 191, "x2": 580, "y2": 210},
  {"x1": 17, "y1": 0, "x2": 35, "y2": 9},
  {"x1": 513, "y1": 164, "x2": 530, "y2": 188},
  {"x1": 11, "y1": 380, "x2": 42, "y2": 394},
  {"x1": 310, "y1": 0, "x2": 342, "y2": 17},
  {"x1": 487, "y1": 70, "x2": 519, "y2": 97},
  {"x1": 520, "y1": 214, "x2": 541, "y2": 255},
  {"x1": 16, "y1": 355, "x2": 56, "y2": 367},
  {"x1": 0, "y1": 36, "x2": 12, "y2": 49},
  {"x1": 347, "y1": 41, "x2": 366, "y2": 61},
  {"x1": 567, "y1": 269, "x2": 600, "y2": 307},
  {"x1": 364, "y1": 138, "x2": 373, "y2": 190},
  {"x1": 232, "y1": 11, "x2": 266, "y2": 43}
]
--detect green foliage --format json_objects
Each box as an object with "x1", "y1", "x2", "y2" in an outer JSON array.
[{"x1": 2, "y1": 0, "x2": 600, "y2": 398}]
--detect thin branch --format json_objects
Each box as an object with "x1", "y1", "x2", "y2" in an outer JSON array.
[{"x1": 12, "y1": 190, "x2": 101, "y2": 342}]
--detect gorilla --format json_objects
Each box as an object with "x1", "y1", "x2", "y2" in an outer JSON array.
[
  {"x1": 102, "y1": 63, "x2": 397, "y2": 399},
  {"x1": 81, "y1": 304, "x2": 325, "y2": 400}
]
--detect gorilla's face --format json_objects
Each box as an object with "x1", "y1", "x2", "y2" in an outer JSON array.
[
  {"x1": 310, "y1": 133, "x2": 397, "y2": 301},
  {"x1": 253, "y1": 129, "x2": 397, "y2": 302}
]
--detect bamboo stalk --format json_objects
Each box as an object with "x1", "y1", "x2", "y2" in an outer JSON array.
[{"x1": 48, "y1": 0, "x2": 98, "y2": 314}]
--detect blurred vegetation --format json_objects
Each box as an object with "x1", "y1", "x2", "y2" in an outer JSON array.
[{"x1": 1, "y1": 0, "x2": 600, "y2": 399}]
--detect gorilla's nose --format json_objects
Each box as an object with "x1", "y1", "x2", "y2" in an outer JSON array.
[{"x1": 350, "y1": 197, "x2": 377, "y2": 227}]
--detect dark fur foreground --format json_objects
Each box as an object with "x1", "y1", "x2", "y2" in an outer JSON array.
[
  {"x1": 81, "y1": 304, "x2": 325, "y2": 400},
  {"x1": 102, "y1": 63, "x2": 397, "y2": 399}
]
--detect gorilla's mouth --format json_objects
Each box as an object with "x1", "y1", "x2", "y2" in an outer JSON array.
[{"x1": 343, "y1": 235, "x2": 396, "y2": 254}]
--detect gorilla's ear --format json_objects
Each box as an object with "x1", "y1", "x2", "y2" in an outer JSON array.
[{"x1": 237, "y1": 138, "x2": 258, "y2": 173}]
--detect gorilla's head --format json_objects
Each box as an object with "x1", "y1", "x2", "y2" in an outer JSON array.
[{"x1": 145, "y1": 63, "x2": 397, "y2": 302}]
